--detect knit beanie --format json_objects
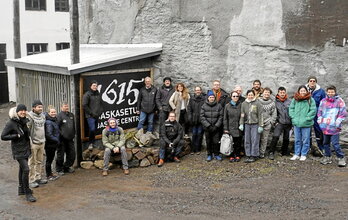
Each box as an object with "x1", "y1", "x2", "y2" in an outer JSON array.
[
  {"x1": 207, "y1": 90, "x2": 215, "y2": 97},
  {"x1": 307, "y1": 76, "x2": 317, "y2": 82},
  {"x1": 16, "y1": 104, "x2": 27, "y2": 112},
  {"x1": 163, "y1": 77, "x2": 172, "y2": 83},
  {"x1": 32, "y1": 99, "x2": 43, "y2": 107}
]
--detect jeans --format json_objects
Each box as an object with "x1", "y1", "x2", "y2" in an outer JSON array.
[
  {"x1": 191, "y1": 125, "x2": 203, "y2": 152},
  {"x1": 137, "y1": 112, "x2": 154, "y2": 132},
  {"x1": 244, "y1": 124, "x2": 260, "y2": 157},
  {"x1": 159, "y1": 139, "x2": 184, "y2": 159},
  {"x1": 323, "y1": 134, "x2": 345, "y2": 158},
  {"x1": 87, "y1": 117, "x2": 98, "y2": 145},
  {"x1": 103, "y1": 147, "x2": 129, "y2": 170},
  {"x1": 17, "y1": 158, "x2": 30, "y2": 194},
  {"x1": 293, "y1": 126, "x2": 311, "y2": 156},
  {"x1": 56, "y1": 138, "x2": 76, "y2": 172},
  {"x1": 28, "y1": 142, "x2": 45, "y2": 183}
]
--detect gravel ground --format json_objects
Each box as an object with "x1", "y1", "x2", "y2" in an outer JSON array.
[{"x1": 0, "y1": 104, "x2": 347, "y2": 220}]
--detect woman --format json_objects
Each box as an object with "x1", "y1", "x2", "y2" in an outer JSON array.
[
  {"x1": 224, "y1": 91, "x2": 243, "y2": 162},
  {"x1": 239, "y1": 90, "x2": 264, "y2": 163},
  {"x1": 169, "y1": 83, "x2": 190, "y2": 137},
  {"x1": 1, "y1": 104, "x2": 36, "y2": 202},
  {"x1": 45, "y1": 105, "x2": 60, "y2": 181},
  {"x1": 289, "y1": 85, "x2": 317, "y2": 161}
]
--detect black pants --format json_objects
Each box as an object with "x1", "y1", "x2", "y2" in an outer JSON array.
[
  {"x1": 205, "y1": 129, "x2": 220, "y2": 156},
  {"x1": 45, "y1": 146, "x2": 57, "y2": 177},
  {"x1": 17, "y1": 158, "x2": 30, "y2": 193},
  {"x1": 232, "y1": 136, "x2": 243, "y2": 157},
  {"x1": 159, "y1": 110, "x2": 170, "y2": 134},
  {"x1": 56, "y1": 138, "x2": 75, "y2": 172},
  {"x1": 269, "y1": 124, "x2": 292, "y2": 154},
  {"x1": 179, "y1": 110, "x2": 189, "y2": 135}
]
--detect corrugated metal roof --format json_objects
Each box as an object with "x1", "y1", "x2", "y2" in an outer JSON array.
[{"x1": 5, "y1": 44, "x2": 162, "y2": 75}]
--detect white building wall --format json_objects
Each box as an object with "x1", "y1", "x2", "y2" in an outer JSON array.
[{"x1": 0, "y1": 0, "x2": 69, "y2": 102}]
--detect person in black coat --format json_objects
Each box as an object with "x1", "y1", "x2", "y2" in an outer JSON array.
[
  {"x1": 44, "y1": 106, "x2": 60, "y2": 181},
  {"x1": 56, "y1": 102, "x2": 76, "y2": 174},
  {"x1": 1, "y1": 105, "x2": 36, "y2": 202},
  {"x1": 187, "y1": 86, "x2": 206, "y2": 154},
  {"x1": 200, "y1": 91, "x2": 224, "y2": 161},
  {"x1": 82, "y1": 80, "x2": 103, "y2": 150},
  {"x1": 136, "y1": 77, "x2": 157, "y2": 132},
  {"x1": 156, "y1": 77, "x2": 175, "y2": 129}
]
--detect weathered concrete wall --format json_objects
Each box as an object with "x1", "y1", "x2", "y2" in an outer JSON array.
[{"x1": 79, "y1": 0, "x2": 348, "y2": 140}]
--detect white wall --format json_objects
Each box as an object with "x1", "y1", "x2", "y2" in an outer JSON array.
[{"x1": 0, "y1": 0, "x2": 69, "y2": 102}]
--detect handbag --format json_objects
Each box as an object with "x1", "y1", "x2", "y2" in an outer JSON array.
[{"x1": 220, "y1": 134, "x2": 233, "y2": 155}]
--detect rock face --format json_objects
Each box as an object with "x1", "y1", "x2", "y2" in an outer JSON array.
[{"x1": 79, "y1": 0, "x2": 348, "y2": 141}]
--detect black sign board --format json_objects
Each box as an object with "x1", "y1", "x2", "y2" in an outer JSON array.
[{"x1": 80, "y1": 69, "x2": 152, "y2": 141}]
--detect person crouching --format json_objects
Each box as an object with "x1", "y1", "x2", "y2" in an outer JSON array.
[
  {"x1": 158, "y1": 112, "x2": 184, "y2": 167},
  {"x1": 102, "y1": 118, "x2": 129, "y2": 176}
]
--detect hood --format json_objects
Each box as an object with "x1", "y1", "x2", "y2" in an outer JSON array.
[
  {"x1": 326, "y1": 95, "x2": 340, "y2": 102},
  {"x1": 305, "y1": 83, "x2": 321, "y2": 92},
  {"x1": 9, "y1": 107, "x2": 18, "y2": 120}
]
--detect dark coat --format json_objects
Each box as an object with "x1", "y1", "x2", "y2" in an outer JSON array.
[
  {"x1": 156, "y1": 85, "x2": 175, "y2": 112},
  {"x1": 275, "y1": 97, "x2": 292, "y2": 125},
  {"x1": 223, "y1": 101, "x2": 242, "y2": 137},
  {"x1": 200, "y1": 100, "x2": 223, "y2": 129},
  {"x1": 82, "y1": 89, "x2": 103, "y2": 118},
  {"x1": 187, "y1": 94, "x2": 206, "y2": 126},
  {"x1": 137, "y1": 86, "x2": 157, "y2": 113},
  {"x1": 57, "y1": 111, "x2": 75, "y2": 140},
  {"x1": 45, "y1": 113, "x2": 60, "y2": 148},
  {"x1": 207, "y1": 88, "x2": 230, "y2": 108},
  {"x1": 161, "y1": 120, "x2": 183, "y2": 146},
  {"x1": 1, "y1": 107, "x2": 31, "y2": 160}
]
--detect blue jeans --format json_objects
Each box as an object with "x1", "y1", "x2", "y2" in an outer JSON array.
[
  {"x1": 323, "y1": 134, "x2": 345, "y2": 158},
  {"x1": 191, "y1": 125, "x2": 203, "y2": 152},
  {"x1": 294, "y1": 126, "x2": 311, "y2": 156},
  {"x1": 87, "y1": 117, "x2": 97, "y2": 145},
  {"x1": 137, "y1": 112, "x2": 154, "y2": 132}
]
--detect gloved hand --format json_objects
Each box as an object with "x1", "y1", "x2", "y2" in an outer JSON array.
[
  {"x1": 258, "y1": 127, "x2": 264, "y2": 133},
  {"x1": 239, "y1": 124, "x2": 244, "y2": 131}
]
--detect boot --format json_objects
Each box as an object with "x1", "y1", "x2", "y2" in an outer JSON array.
[
  {"x1": 26, "y1": 193, "x2": 36, "y2": 202},
  {"x1": 123, "y1": 169, "x2": 130, "y2": 175},
  {"x1": 102, "y1": 170, "x2": 108, "y2": 176},
  {"x1": 18, "y1": 186, "x2": 33, "y2": 196},
  {"x1": 157, "y1": 159, "x2": 164, "y2": 167},
  {"x1": 173, "y1": 157, "x2": 181, "y2": 163}
]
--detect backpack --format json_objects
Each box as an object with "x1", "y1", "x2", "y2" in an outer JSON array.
[{"x1": 220, "y1": 134, "x2": 233, "y2": 155}]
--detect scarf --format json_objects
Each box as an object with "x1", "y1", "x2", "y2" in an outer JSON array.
[
  {"x1": 294, "y1": 92, "x2": 311, "y2": 101},
  {"x1": 276, "y1": 94, "x2": 288, "y2": 102},
  {"x1": 213, "y1": 89, "x2": 222, "y2": 102},
  {"x1": 230, "y1": 100, "x2": 237, "y2": 106}
]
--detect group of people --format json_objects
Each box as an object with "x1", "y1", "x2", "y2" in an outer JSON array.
[{"x1": 1, "y1": 101, "x2": 76, "y2": 202}]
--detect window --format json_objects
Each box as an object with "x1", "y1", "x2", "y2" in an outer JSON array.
[
  {"x1": 55, "y1": 0, "x2": 69, "y2": 12},
  {"x1": 56, "y1": 42, "x2": 70, "y2": 50},
  {"x1": 0, "y1": 44, "x2": 6, "y2": 72},
  {"x1": 27, "y1": 43, "x2": 48, "y2": 55},
  {"x1": 25, "y1": 0, "x2": 46, "y2": 11}
]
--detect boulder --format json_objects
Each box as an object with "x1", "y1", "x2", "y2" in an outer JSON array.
[
  {"x1": 82, "y1": 148, "x2": 101, "y2": 161},
  {"x1": 80, "y1": 161, "x2": 94, "y2": 169},
  {"x1": 128, "y1": 159, "x2": 140, "y2": 168},
  {"x1": 94, "y1": 160, "x2": 113, "y2": 169},
  {"x1": 134, "y1": 150, "x2": 146, "y2": 160},
  {"x1": 140, "y1": 158, "x2": 151, "y2": 167},
  {"x1": 147, "y1": 156, "x2": 155, "y2": 165}
]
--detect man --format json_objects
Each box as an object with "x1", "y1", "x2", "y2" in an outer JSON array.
[
  {"x1": 252, "y1": 80, "x2": 264, "y2": 99},
  {"x1": 82, "y1": 80, "x2": 103, "y2": 150},
  {"x1": 234, "y1": 85, "x2": 245, "y2": 102},
  {"x1": 102, "y1": 118, "x2": 129, "y2": 175},
  {"x1": 158, "y1": 112, "x2": 184, "y2": 167},
  {"x1": 305, "y1": 76, "x2": 326, "y2": 154},
  {"x1": 56, "y1": 102, "x2": 76, "y2": 175},
  {"x1": 137, "y1": 77, "x2": 157, "y2": 133},
  {"x1": 27, "y1": 100, "x2": 47, "y2": 188},
  {"x1": 187, "y1": 86, "x2": 206, "y2": 154},
  {"x1": 318, "y1": 85, "x2": 347, "y2": 167},
  {"x1": 268, "y1": 87, "x2": 292, "y2": 159},
  {"x1": 258, "y1": 87, "x2": 277, "y2": 158},
  {"x1": 207, "y1": 80, "x2": 230, "y2": 108},
  {"x1": 200, "y1": 91, "x2": 224, "y2": 161},
  {"x1": 156, "y1": 77, "x2": 175, "y2": 128}
]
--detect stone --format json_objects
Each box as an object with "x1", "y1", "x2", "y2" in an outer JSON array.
[
  {"x1": 128, "y1": 159, "x2": 140, "y2": 168},
  {"x1": 82, "y1": 148, "x2": 101, "y2": 161},
  {"x1": 96, "y1": 150, "x2": 105, "y2": 160},
  {"x1": 147, "y1": 156, "x2": 155, "y2": 165},
  {"x1": 114, "y1": 149, "x2": 133, "y2": 161},
  {"x1": 131, "y1": 148, "x2": 140, "y2": 154},
  {"x1": 134, "y1": 151, "x2": 146, "y2": 160},
  {"x1": 179, "y1": 138, "x2": 191, "y2": 157},
  {"x1": 126, "y1": 138, "x2": 138, "y2": 148},
  {"x1": 140, "y1": 158, "x2": 151, "y2": 167},
  {"x1": 94, "y1": 160, "x2": 113, "y2": 169},
  {"x1": 80, "y1": 161, "x2": 94, "y2": 169}
]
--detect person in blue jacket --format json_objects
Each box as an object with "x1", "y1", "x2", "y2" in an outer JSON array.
[{"x1": 305, "y1": 76, "x2": 326, "y2": 154}]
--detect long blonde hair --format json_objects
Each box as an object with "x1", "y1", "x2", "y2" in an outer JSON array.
[{"x1": 176, "y1": 83, "x2": 189, "y2": 100}]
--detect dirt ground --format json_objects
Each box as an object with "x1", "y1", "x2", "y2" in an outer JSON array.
[{"x1": 0, "y1": 104, "x2": 347, "y2": 220}]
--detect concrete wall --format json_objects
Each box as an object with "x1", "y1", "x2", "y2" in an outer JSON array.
[
  {"x1": 79, "y1": 0, "x2": 348, "y2": 141},
  {"x1": 0, "y1": 1, "x2": 69, "y2": 102}
]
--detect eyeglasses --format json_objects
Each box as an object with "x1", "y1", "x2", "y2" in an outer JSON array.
[
  {"x1": 232, "y1": 96, "x2": 239, "y2": 98},
  {"x1": 309, "y1": 80, "x2": 316, "y2": 82}
]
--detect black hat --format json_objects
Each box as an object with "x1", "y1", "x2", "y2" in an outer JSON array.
[
  {"x1": 16, "y1": 104, "x2": 27, "y2": 113},
  {"x1": 163, "y1": 77, "x2": 172, "y2": 83},
  {"x1": 32, "y1": 99, "x2": 43, "y2": 107}
]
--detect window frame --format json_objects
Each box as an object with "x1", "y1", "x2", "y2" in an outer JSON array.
[
  {"x1": 55, "y1": 0, "x2": 69, "y2": 12},
  {"x1": 25, "y1": 0, "x2": 46, "y2": 11},
  {"x1": 26, "y1": 43, "x2": 48, "y2": 56}
]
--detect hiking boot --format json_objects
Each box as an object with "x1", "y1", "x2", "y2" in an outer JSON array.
[
  {"x1": 268, "y1": 152, "x2": 275, "y2": 160},
  {"x1": 338, "y1": 157, "x2": 346, "y2": 167},
  {"x1": 244, "y1": 157, "x2": 251, "y2": 163},
  {"x1": 26, "y1": 193, "x2": 36, "y2": 202},
  {"x1": 88, "y1": 144, "x2": 93, "y2": 151},
  {"x1": 173, "y1": 157, "x2": 181, "y2": 163},
  {"x1": 57, "y1": 171, "x2": 65, "y2": 176},
  {"x1": 64, "y1": 167, "x2": 75, "y2": 173},
  {"x1": 229, "y1": 157, "x2": 235, "y2": 163},
  {"x1": 36, "y1": 179, "x2": 48, "y2": 185},
  {"x1": 102, "y1": 170, "x2": 108, "y2": 176},
  {"x1": 320, "y1": 156, "x2": 332, "y2": 165},
  {"x1": 259, "y1": 153, "x2": 265, "y2": 159},
  {"x1": 299, "y1": 156, "x2": 307, "y2": 161},
  {"x1": 29, "y1": 182, "x2": 39, "y2": 188},
  {"x1": 48, "y1": 175, "x2": 59, "y2": 181},
  {"x1": 158, "y1": 159, "x2": 164, "y2": 167},
  {"x1": 235, "y1": 156, "x2": 240, "y2": 162},
  {"x1": 206, "y1": 155, "x2": 212, "y2": 162},
  {"x1": 18, "y1": 186, "x2": 32, "y2": 196},
  {"x1": 215, "y1": 155, "x2": 222, "y2": 161},
  {"x1": 124, "y1": 169, "x2": 130, "y2": 175},
  {"x1": 290, "y1": 155, "x2": 300, "y2": 161},
  {"x1": 249, "y1": 157, "x2": 256, "y2": 163}
]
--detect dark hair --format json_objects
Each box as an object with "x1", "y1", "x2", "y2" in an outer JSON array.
[
  {"x1": 263, "y1": 87, "x2": 272, "y2": 94},
  {"x1": 163, "y1": 77, "x2": 172, "y2": 83},
  {"x1": 326, "y1": 85, "x2": 336, "y2": 92},
  {"x1": 253, "y1": 79, "x2": 261, "y2": 85},
  {"x1": 297, "y1": 85, "x2": 308, "y2": 93},
  {"x1": 246, "y1": 89, "x2": 255, "y2": 96},
  {"x1": 90, "y1": 80, "x2": 98, "y2": 86},
  {"x1": 278, "y1": 86, "x2": 286, "y2": 92},
  {"x1": 230, "y1": 91, "x2": 239, "y2": 97}
]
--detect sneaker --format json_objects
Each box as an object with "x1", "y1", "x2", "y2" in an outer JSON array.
[
  {"x1": 320, "y1": 156, "x2": 332, "y2": 165},
  {"x1": 235, "y1": 157, "x2": 241, "y2": 162},
  {"x1": 158, "y1": 159, "x2": 164, "y2": 167},
  {"x1": 29, "y1": 182, "x2": 39, "y2": 188},
  {"x1": 123, "y1": 169, "x2": 130, "y2": 175},
  {"x1": 65, "y1": 167, "x2": 75, "y2": 173},
  {"x1": 299, "y1": 156, "x2": 307, "y2": 161},
  {"x1": 259, "y1": 153, "x2": 265, "y2": 159},
  {"x1": 18, "y1": 186, "x2": 33, "y2": 196},
  {"x1": 290, "y1": 155, "x2": 300, "y2": 161},
  {"x1": 57, "y1": 171, "x2": 65, "y2": 176},
  {"x1": 249, "y1": 157, "x2": 255, "y2": 163},
  {"x1": 214, "y1": 155, "x2": 222, "y2": 161},
  {"x1": 268, "y1": 152, "x2": 275, "y2": 160},
  {"x1": 173, "y1": 157, "x2": 181, "y2": 163},
  {"x1": 88, "y1": 144, "x2": 93, "y2": 151},
  {"x1": 244, "y1": 157, "x2": 251, "y2": 163},
  {"x1": 184, "y1": 134, "x2": 189, "y2": 138},
  {"x1": 229, "y1": 157, "x2": 235, "y2": 163},
  {"x1": 36, "y1": 179, "x2": 48, "y2": 185},
  {"x1": 26, "y1": 194, "x2": 36, "y2": 202},
  {"x1": 102, "y1": 170, "x2": 108, "y2": 176},
  {"x1": 206, "y1": 155, "x2": 212, "y2": 162},
  {"x1": 338, "y1": 157, "x2": 346, "y2": 167},
  {"x1": 48, "y1": 175, "x2": 59, "y2": 181}
]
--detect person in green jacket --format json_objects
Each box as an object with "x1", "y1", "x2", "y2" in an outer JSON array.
[
  {"x1": 289, "y1": 85, "x2": 316, "y2": 161},
  {"x1": 102, "y1": 118, "x2": 129, "y2": 176}
]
